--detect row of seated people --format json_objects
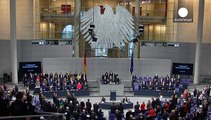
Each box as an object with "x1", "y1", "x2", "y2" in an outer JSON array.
[
  {"x1": 109, "y1": 86, "x2": 211, "y2": 120},
  {"x1": 22, "y1": 72, "x2": 88, "y2": 91},
  {"x1": 101, "y1": 71, "x2": 120, "y2": 84},
  {"x1": 132, "y1": 74, "x2": 187, "y2": 91}
]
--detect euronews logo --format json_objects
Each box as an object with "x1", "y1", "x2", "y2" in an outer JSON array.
[
  {"x1": 174, "y1": 1, "x2": 193, "y2": 23},
  {"x1": 178, "y1": 7, "x2": 188, "y2": 18}
]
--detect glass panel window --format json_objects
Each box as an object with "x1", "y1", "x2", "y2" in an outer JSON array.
[
  {"x1": 62, "y1": 25, "x2": 74, "y2": 39},
  {"x1": 95, "y1": 48, "x2": 108, "y2": 57}
]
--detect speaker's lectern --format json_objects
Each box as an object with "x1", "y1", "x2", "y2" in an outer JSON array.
[{"x1": 110, "y1": 90, "x2": 116, "y2": 101}]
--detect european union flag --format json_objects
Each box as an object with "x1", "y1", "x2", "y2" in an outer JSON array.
[{"x1": 130, "y1": 52, "x2": 134, "y2": 75}]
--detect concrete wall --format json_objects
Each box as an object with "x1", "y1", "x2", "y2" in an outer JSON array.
[
  {"x1": 0, "y1": 0, "x2": 34, "y2": 40},
  {"x1": 0, "y1": 40, "x2": 73, "y2": 74},
  {"x1": 0, "y1": 0, "x2": 10, "y2": 40},
  {"x1": 42, "y1": 58, "x2": 171, "y2": 80},
  {"x1": 140, "y1": 43, "x2": 211, "y2": 77},
  {"x1": 0, "y1": 40, "x2": 211, "y2": 79},
  {"x1": 0, "y1": 41, "x2": 22, "y2": 74}
]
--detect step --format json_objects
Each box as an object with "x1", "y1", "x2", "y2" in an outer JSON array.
[
  {"x1": 124, "y1": 87, "x2": 133, "y2": 92},
  {"x1": 124, "y1": 91, "x2": 135, "y2": 97},
  {"x1": 89, "y1": 87, "x2": 99, "y2": 92}
]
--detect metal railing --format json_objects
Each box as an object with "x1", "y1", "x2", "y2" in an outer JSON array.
[{"x1": 0, "y1": 112, "x2": 65, "y2": 120}]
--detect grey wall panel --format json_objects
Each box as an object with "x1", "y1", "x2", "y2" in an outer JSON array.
[
  {"x1": 140, "y1": 43, "x2": 211, "y2": 77},
  {"x1": 18, "y1": 41, "x2": 73, "y2": 62},
  {"x1": 0, "y1": 40, "x2": 73, "y2": 75},
  {"x1": 0, "y1": 41, "x2": 11, "y2": 73},
  {"x1": 1, "y1": 40, "x2": 211, "y2": 79},
  {"x1": 43, "y1": 58, "x2": 172, "y2": 80}
]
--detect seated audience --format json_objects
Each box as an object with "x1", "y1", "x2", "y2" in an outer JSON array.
[
  {"x1": 0, "y1": 83, "x2": 210, "y2": 120},
  {"x1": 132, "y1": 74, "x2": 189, "y2": 92},
  {"x1": 102, "y1": 71, "x2": 120, "y2": 84},
  {"x1": 22, "y1": 72, "x2": 89, "y2": 92}
]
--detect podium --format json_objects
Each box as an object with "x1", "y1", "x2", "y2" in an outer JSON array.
[
  {"x1": 110, "y1": 90, "x2": 116, "y2": 101},
  {"x1": 99, "y1": 79, "x2": 124, "y2": 96}
]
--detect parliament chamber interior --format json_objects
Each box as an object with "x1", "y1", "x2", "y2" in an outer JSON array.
[{"x1": 0, "y1": 0, "x2": 211, "y2": 119}]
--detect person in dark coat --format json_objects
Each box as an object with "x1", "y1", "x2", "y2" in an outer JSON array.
[
  {"x1": 118, "y1": 103, "x2": 124, "y2": 114},
  {"x1": 86, "y1": 99, "x2": 92, "y2": 113},
  {"x1": 0, "y1": 91, "x2": 10, "y2": 116},
  {"x1": 23, "y1": 73, "x2": 28, "y2": 87},
  {"x1": 80, "y1": 99, "x2": 85, "y2": 110},
  {"x1": 10, "y1": 92, "x2": 28, "y2": 116},
  {"x1": 26, "y1": 95, "x2": 36, "y2": 115},
  {"x1": 80, "y1": 110, "x2": 87, "y2": 120},
  {"x1": 126, "y1": 110, "x2": 134, "y2": 120},
  {"x1": 110, "y1": 102, "x2": 117, "y2": 114},
  {"x1": 53, "y1": 93, "x2": 59, "y2": 107},
  {"x1": 116, "y1": 110, "x2": 123, "y2": 120},
  {"x1": 93, "y1": 102, "x2": 99, "y2": 113},
  {"x1": 134, "y1": 102, "x2": 140, "y2": 115},
  {"x1": 97, "y1": 109, "x2": 104, "y2": 119}
]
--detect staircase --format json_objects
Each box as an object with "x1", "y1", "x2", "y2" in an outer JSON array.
[
  {"x1": 88, "y1": 80, "x2": 100, "y2": 96},
  {"x1": 122, "y1": 80, "x2": 134, "y2": 97}
]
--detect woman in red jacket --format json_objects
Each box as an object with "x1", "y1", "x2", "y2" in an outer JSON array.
[
  {"x1": 148, "y1": 107, "x2": 156, "y2": 120},
  {"x1": 77, "y1": 82, "x2": 82, "y2": 90}
]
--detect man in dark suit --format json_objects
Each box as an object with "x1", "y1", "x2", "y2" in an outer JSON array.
[
  {"x1": 193, "y1": 87, "x2": 197, "y2": 97},
  {"x1": 105, "y1": 72, "x2": 109, "y2": 80},
  {"x1": 44, "y1": 72, "x2": 49, "y2": 79},
  {"x1": 26, "y1": 95, "x2": 36, "y2": 115},
  {"x1": 86, "y1": 99, "x2": 92, "y2": 113},
  {"x1": 29, "y1": 73, "x2": 35, "y2": 88},
  {"x1": 0, "y1": 91, "x2": 10, "y2": 116},
  {"x1": 134, "y1": 102, "x2": 140, "y2": 115},
  {"x1": 109, "y1": 71, "x2": 114, "y2": 82},
  {"x1": 53, "y1": 93, "x2": 59, "y2": 107},
  {"x1": 23, "y1": 73, "x2": 28, "y2": 87},
  {"x1": 10, "y1": 92, "x2": 28, "y2": 116},
  {"x1": 93, "y1": 102, "x2": 99, "y2": 113},
  {"x1": 110, "y1": 102, "x2": 117, "y2": 114},
  {"x1": 126, "y1": 110, "x2": 134, "y2": 120},
  {"x1": 153, "y1": 74, "x2": 158, "y2": 82},
  {"x1": 80, "y1": 99, "x2": 85, "y2": 110}
]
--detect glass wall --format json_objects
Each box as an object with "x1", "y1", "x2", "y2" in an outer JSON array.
[
  {"x1": 35, "y1": 0, "x2": 74, "y2": 40},
  {"x1": 34, "y1": 0, "x2": 175, "y2": 57}
]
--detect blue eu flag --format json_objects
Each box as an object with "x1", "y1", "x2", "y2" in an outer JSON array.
[{"x1": 130, "y1": 52, "x2": 134, "y2": 75}]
